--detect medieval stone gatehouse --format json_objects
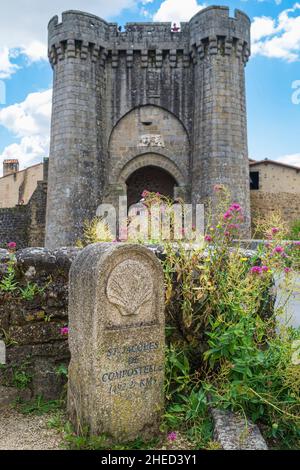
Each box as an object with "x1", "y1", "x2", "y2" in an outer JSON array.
[{"x1": 45, "y1": 6, "x2": 251, "y2": 248}]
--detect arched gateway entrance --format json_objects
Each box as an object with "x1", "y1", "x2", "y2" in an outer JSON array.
[
  {"x1": 126, "y1": 166, "x2": 177, "y2": 207},
  {"x1": 106, "y1": 105, "x2": 191, "y2": 209}
]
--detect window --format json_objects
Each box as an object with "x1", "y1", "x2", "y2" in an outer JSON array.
[{"x1": 250, "y1": 171, "x2": 259, "y2": 190}]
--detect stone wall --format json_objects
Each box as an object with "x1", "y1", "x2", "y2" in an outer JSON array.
[
  {"x1": 251, "y1": 191, "x2": 300, "y2": 231},
  {"x1": 0, "y1": 206, "x2": 29, "y2": 249},
  {"x1": 0, "y1": 248, "x2": 80, "y2": 400},
  {"x1": 27, "y1": 182, "x2": 47, "y2": 247},
  {"x1": 0, "y1": 181, "x2": 47, "y2": 250}
]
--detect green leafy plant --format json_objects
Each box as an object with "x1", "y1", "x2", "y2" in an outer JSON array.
[
  {"x1": 18, "y1": 395, "x2": 64, "y2": 415},
  {"x1": 55, "y1": 364, "x2": 68, "y2": 379},
  {"x1": 19, "y1": 282, "x2": 45, "y2": 301},
  {"x1": 0, "y1": 261, "x2": 18, "y2": 293},
  {"x1": 1, "y1": 328, "x2": 18, "y2": 347},
  {"x1": 76, "y1": 216, "x2": 114, "y2": 247},
  {"x1": 158, "y1": 187, "x2": 300, "y2": 449},
  {"x1": 12, "y1": 362, "x2": 32, "y2": 389},
  {"x1": 290, "y1": 220, "x2": 300, "y2": 240}
]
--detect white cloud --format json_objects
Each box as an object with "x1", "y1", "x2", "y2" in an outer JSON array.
[
  {"x1": 275, "y1": 153, "x2": 300, "y2": 167},
  {"x1": 252, "y1": 3, "x2": 300, "y2": 62},
  {"x1": 0, "y1": 47, "x2": 19, "y2": 79},
  {"x1": 153, "y1": 0, "x2": 205, "y2": 23},
  {"x1": 251, "y1": 16, "x2": 276, "y2": 42},
  {"x1": 0, "y1": 136, "x2": 50, "y2": 172},
  {"x1": 0, "y1": 0, "x2": 136, "y2": 71},
  {"x1": 0, "y1": 89, "x2": 52, "y2": 137},
  {"x1": 140, "y1": 7, "x2": 153, "y2": 19},
  {"x1": 0, "y1": 89, "x2": 52, "y2": 173}
]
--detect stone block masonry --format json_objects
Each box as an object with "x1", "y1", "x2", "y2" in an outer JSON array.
[
  {"x1": 46, "y1": 6, "x2": 252, "y2": 248},
  {"x1": 251, "y1": 191, "x2": 300, "y2": 232},
  {"x1": 0, "y1": 247, "x2": 80, "y2": 400},
  {"x1": 68, "y1": 243, "x2": 165, "y2": 442},
  {"x1": 0, "y1": 182, "x2": 47, "y2": 249}
]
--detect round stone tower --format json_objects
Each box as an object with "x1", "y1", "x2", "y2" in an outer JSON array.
[
  {"x1": 189, "y1": 6, "x2": 251, "y2": 231},
  {"x1": 45, "y1": 6, "x2": 251, "y2": 248},
  {"x1": 46, "y1": 11, "x2": 109, "y2": 248}
]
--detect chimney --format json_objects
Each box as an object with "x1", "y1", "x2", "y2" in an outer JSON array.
[{"x1": 3, "y1": 159, "x2": 19, "y2": 176}]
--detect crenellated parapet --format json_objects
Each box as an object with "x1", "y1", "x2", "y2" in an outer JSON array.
[
  {"x1": 48, "y1": 7, "x2": 250, "y2": 69},
  {"x1": 189, "y1": 6, "x2": 251, "y2": 64}
]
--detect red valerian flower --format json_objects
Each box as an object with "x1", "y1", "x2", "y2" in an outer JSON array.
[
  {"x1": 141, "y1": 190, "x2": 150, "y2": 198},
  {"x1": 223, "y1": 211, "x2": 233, "y2": 220},
  {"x1": 229, "y1": 203, "x2": 242, "y2": 212},
  {"x1": 251, "y1": 266, "x2": 263, "y2": 274},
  {"x1": 167, "y1": 432, "x2": 177, "y2": 442},
  {"x1": 60, "y1": 327, "x2": 69, "y2": 336},
  {"x1": 205, "y1": 235, "x2": 213, "y2": 242},
  {"x1": 7, "y1": 242, "x2": 17, "y2": 250}
]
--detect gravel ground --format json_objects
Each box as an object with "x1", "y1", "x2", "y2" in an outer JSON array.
[
  {"x1": 0, "y1": 407, "x2": 65, "y2": 450},
  {"x1": 0, "y1": 406, "x2": 195, "y2": 450}
]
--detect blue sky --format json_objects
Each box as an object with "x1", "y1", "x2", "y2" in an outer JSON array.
[{"x1": 0, "y1": 0, "x2": 299, "y2": 175}]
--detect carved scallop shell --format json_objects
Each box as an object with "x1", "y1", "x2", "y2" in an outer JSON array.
[{"x1": 106, "y1": 260, "x2": 154, "y2": 316}]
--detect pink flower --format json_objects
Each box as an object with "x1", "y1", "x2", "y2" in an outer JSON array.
[
  {"x1": 284, "y1": 267, "x2": 292, "y2": 273},
  {"x1": 7, "y1": 242, "x2": 16, "y2": 250},
  {"x1": 261, "y1": 266, "x2": 269, "y2": 272},
  {"x1": 141, "y1": 190, "x2": 150, "y2": 198},
  {"x1": 224, "y1": 231, "x2": 230, "y2": 237},
  {"x1": 271, "y1": 227, "x2": 280, "y2": 234},
  {"x1": 294, "y1": 241, "x2": 300, "y2": 246},
  {"x1": 167, "y1": 431, "x2": 177, "y2": 442},
  {"x1": 273, "y1": 246, "x2": 284, "y2": 254},
  {"x1": 223, "y1": 211, "x2": 232, "y2": 220},
  {"x1": 229, "y1": 203, "x2": 242, "y2": 212},
  {"x1": 251, "y1": 266, "x2": 263, "y2": 275},
  {"x1": 205, "y1": 235, "x2": 212, "y2": 242},
  {"x1": 228, "y1": 224, "x2": 240, "y2": 230},
  {"x1": 60, "y1": 327, "x2": 69, "y2": 336}
]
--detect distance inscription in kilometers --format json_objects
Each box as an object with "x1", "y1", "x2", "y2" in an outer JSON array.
[
  {"x1": 103, "y1": 341, "x2": 163, "y2": 395},
  {"x1": 102, "y1": 364, "x2": 163, "y2": 396}
]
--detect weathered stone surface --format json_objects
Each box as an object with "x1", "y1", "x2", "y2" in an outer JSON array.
[
  {"x1": 68, "y1": 243, "x2": 165, "y2": 442},
  {"x1": 211, "y1": 408, "x2": 268, "y2": 450},
  {"x1": 0, "y1": 386, "x2": 31, "y2": 408},
  {"x1": 0, "y1": 248, "x2": 73, "y2": 399}
]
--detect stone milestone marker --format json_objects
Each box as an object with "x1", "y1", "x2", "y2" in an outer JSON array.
[{"x1": 67, "y1": 243, "x2": 165, "y2": 442}]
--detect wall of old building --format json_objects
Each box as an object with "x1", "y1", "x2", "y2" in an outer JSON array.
[
  {"x1": 250, "y1": 162, "x2": 300, "y2": 231},
  {"x1": 250, "y1": 163, "x2": 300, "y2": 193},
  {"x1": 0, "y1": 163, "x2": 43, "y2": 209},
  {"x1": 0, "y1": 182, "x2": 47, "y2": 249},
  {"x1": 251, "y1": 191, "x2": 300, "y2": 231}
]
